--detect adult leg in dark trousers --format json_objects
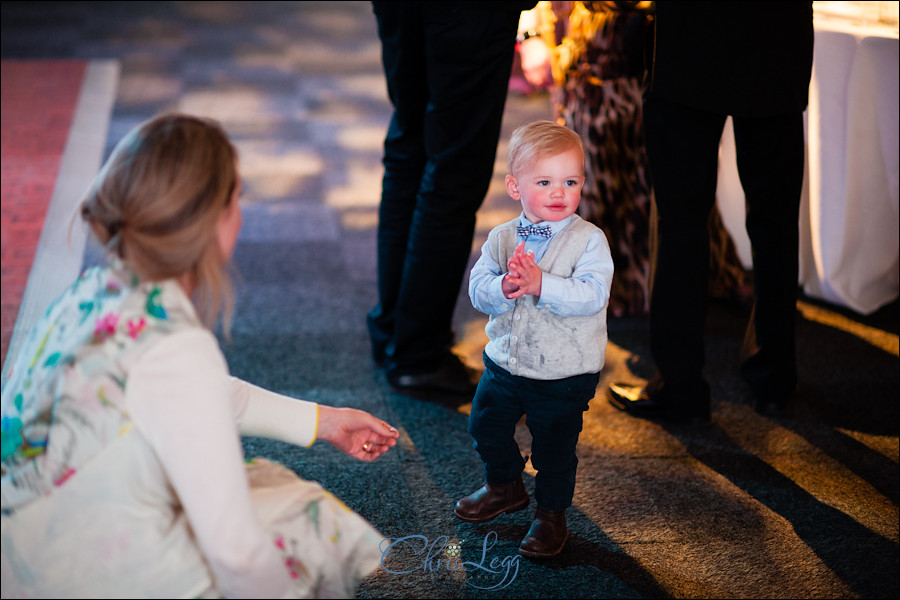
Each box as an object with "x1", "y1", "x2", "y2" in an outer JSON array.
[
  {"x1": 608, "y1": 96, "x2": 804, "y2": 422},
  {"x1": 368, "y1": 2, "x2": 520, "y2": 396},
  {"x1": 734, "y1": 111, "x2": 804, "y2": 413}
]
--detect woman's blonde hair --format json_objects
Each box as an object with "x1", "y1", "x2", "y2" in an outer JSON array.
[
  {"x1": 507, "y1": 120, "x2": 584, "y2": 176},
  {"x1": 80, "y1": 113, "x2": 238, "y2": 333}
]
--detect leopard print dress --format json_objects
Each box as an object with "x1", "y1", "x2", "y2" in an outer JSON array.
[{"x1": 547, "y1": 1, "x2": 750, "y2": 316}]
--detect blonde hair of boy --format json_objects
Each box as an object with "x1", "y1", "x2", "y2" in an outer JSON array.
[
  {"x1": 79, "y1": 113, "x2": 238, "y2": 334},
  {"x1": 507, "y1": 120, "x2": 584, "y2": 177}
]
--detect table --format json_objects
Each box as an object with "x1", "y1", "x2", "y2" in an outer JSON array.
[{"x1": 715, "y1": 9, "x2": 899, "y2": 315}]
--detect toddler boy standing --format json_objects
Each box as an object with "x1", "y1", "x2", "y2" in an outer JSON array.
[{"x1": 455, "y1": 120, "x2": 614, "y2": 557}]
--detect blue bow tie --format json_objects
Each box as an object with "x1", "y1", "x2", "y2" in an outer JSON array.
[{"x1": 517, "y1": 223, "x2": 552, "y2": 239}]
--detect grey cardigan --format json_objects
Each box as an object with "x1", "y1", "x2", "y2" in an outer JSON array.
[{"x1": 483, "y1": 215, "x2": 608, "y2": 380}]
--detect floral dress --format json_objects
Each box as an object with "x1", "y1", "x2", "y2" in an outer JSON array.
[{"x1": 1, "y1": 262, "x2": 383, "y2": 598}]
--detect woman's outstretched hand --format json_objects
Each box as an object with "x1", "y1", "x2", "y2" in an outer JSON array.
[{"x1": 317, "y1": 405, "x2": 400, "y2": 462}]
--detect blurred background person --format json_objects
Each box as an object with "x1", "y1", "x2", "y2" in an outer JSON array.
[
  {"x1": 368, "y1": 1, "x2": 538, "y2": 399},
  {"x1": 607, "y1": 1, "x2": 815, "y2": 422}
]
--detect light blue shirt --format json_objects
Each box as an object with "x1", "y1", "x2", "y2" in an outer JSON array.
[{"x1": 469, "y1": 213, "x2": 613, "y2": 317}]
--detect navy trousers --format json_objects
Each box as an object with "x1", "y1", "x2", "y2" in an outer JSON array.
[{"x1": 468, "y1": 354, "x2": 600, "y2": 512}]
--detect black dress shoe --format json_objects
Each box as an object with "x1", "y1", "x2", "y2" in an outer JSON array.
[
  {"x1": 752, "y1": 384, "x2": 798, "y2": 416},
  {"x1": 607, "y1": 382, "x2": 711, "y2": 426},
  {"x1": 387, "y1": 354, "x2": 478, "y2": 398},
  {"x1": 519, "y1": 507, "x2": 569, "y2": 558}
]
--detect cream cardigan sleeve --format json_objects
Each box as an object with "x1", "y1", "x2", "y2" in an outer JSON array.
[
  {"x1": 127, "y1": 329, "x2": 295, "y2": 599},
  {"x1": 230, "y1": 377, "x2": 319, "y2": 447}
]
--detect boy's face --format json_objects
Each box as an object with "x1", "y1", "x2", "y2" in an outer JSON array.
[{"x1": 505, "y1": 148, "x2": 584, "y2": 224}]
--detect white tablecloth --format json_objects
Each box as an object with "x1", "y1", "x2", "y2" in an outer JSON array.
[{"x1": 715, "y1": 13, "x2": 899, "y2": 315}]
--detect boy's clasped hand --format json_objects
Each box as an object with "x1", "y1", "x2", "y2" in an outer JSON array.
[{"x1": 502, "y1": 242, "x2": 543, "y2": 300}]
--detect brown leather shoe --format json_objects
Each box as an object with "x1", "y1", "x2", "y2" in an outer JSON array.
[
  {"x1": 519, "y1": 507, "x2": 569, "y2": 558},
  {"x1": 454, "y1": 476, "x2": 529, "y2": 523}
]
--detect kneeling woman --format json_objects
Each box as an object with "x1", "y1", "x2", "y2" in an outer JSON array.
[{"x1": 1, "y1": 114, "x2": 399, "y2": 599}]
